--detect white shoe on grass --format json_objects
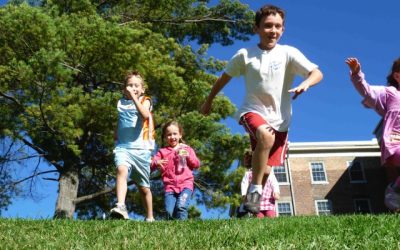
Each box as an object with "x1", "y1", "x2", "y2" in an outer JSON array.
[
  {"x1": 110, "y1": 204, "x2": 129, "y2": 220},
  {"x1": 145, "y1": 217, "x2": 155, "y2": 222}
]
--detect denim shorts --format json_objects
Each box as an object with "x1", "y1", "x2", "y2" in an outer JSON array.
[{"x1": 113, "y1": 147, "x2": 152, "y2": 188}]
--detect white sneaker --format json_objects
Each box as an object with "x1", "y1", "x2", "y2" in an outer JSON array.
[
  {"x1": 110, "y1": 204, "x2": 129, "y2": 220},
  {"x1": 145, "y1": 217, "x2": 155, "y2": 222},
  {"x1": 384, "y1": 183, "x2": 400, "y2": 212}
]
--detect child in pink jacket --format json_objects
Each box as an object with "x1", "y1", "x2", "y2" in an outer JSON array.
[
  {"x1": 151, "y1": 121, "x2": 200, "y2": 219},
  {"x1": 346, "y1": 57, "x2": 400, "y2": 211}
]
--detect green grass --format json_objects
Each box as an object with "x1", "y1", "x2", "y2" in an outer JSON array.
[{"x1": 1, "y1": 214, "x2": 399, "y2": 249}]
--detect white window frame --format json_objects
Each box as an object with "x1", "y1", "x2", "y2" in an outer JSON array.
[
  {"x1": 273, "y1": 165, "x2": 289, "y2": 185},
  {"x1": 315, "y1": 199, "x2": 332, "y2": 215},
  {"x1": 277, "y1": 202, "x2": 293, "y2": 216},
  {"x1": 309, "y1": 162, "x2": 328, "y2": 184},
  {"x1": 353, "y1": 199, "x2": 371, "y2": 213},
  {"x1": 347, "y1": 161, "x2": 367, "y2": 183}
]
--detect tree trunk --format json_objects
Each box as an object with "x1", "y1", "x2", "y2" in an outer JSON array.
[{"x1": 54, "y1": 169, "x2": 79, "y2": 219}]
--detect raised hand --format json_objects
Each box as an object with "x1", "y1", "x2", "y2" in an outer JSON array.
[
  {"x1": 345, "y1": 57, "x2": 361, "y2": 74},
  {"x1": 125, "y1": 86, "x2": 138, "y2": 101}
]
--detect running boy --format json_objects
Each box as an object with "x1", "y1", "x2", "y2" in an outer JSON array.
[
  {"x1": 110, "y1": 70, "x2": 156, "y2": 221},
  {"x1": 201, "y1": 4, "x2": 323, "y2": 213}
]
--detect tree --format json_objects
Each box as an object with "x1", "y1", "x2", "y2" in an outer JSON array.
[
  {"x1": 0, "y1": 141, "x2": 21, "y2": 214},
  {"x1": 0, "y1": 0, "x2": 253, "y2": 218}
]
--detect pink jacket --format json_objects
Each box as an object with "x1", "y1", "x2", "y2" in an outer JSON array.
[
  {"x1": 350, "y1": 71, "x2": 400, "y2": 165},
  {"x1": 151, "y1": 144, "x2": 200, "y2": 193}
]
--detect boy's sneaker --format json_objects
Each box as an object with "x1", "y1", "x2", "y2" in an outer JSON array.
[
  {"x1": 244, "y1": 192, "x2": 261, "y2": 214},
  {"x1": 237, "y1": 210, "x2": 253, "y2": 219},
  {"x1": 385, "y1": 183, "x2": 400, "y2": 212},
  {"x1": 144, "y1": 217, "x2": 155, "y2": 222},
  {"x1": 110, "y1": 204, "x2": 129, "y2": 220}
]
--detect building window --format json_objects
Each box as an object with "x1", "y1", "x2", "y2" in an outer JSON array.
[
  {"x1": 273, "y1": 165, "x2": 288, "y2": 184},
  {"x1": 354, "y1": 199, "x2": 371, "y2": 214},
  {"x1": 277, "y1": 202, "x2": 293, "y2": 216},
  {"x1": 347, "y1": 161, "x2": 366, "y2": 183},
  {"x1": 310, "y1": 162, "x2": 328, "y2": 183},
  {"x1": 315, "y1": 200, "x2": 332, "y2": 215}
]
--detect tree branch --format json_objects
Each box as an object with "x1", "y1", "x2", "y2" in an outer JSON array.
[
  {"x1": 37, "y1": 81, "x2": 57, "y2": 134},
  {"x1": 29, "y1": 156, "x2": 42, "y2": 193},
  {"x1": 12, "y1": 170, "x2": 59, "y2": 186},
  {"x1": 120, "y1": 16, "x2": 236, "y2": 26},
  {"x1": 0, "y1": 90, "x2": 24, "y2": 109},
  {"x1": 73, "y1": 180, "x2": 135, "y2": 204},
  {"x1": 0, "y1": 140, "x2": 15, "y2": 167},
  {"x1": 60, "y1": 61, "x2": 82, "y2": 73},
  {"x1": 17, "y1": 136, "x2": 63, "y2": 171},
  {"x1": 18, "y1": 136, "x2": 46, "y2": 156}
]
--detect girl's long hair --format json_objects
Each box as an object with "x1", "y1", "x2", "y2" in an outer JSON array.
[{"x1": 387, "y1": 58, "x2": 400, "y2": 87}]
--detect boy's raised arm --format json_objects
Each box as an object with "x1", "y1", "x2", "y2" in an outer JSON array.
[{"x1": 200, "y1": 72, "x2": 232, "y2": 115}]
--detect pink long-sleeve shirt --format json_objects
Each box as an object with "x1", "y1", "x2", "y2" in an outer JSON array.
[
  {"x1": 350, "y1": 71, "x2": 400, "y2": 165},
  {"x1": 151, "y1": 144, "x2": 200, "y2": 193}
]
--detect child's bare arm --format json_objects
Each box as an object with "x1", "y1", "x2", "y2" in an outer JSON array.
[
  {"x1": 345, "y1": 57, "x2": 361, "y2": 75},
  {"x1": 134, "y1": 98, "x2": 151, "y2": 120}
]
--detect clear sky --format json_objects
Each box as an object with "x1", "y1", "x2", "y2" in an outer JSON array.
[{"x1": 2, "y1": 0, "x2": 400, "y2": 219}]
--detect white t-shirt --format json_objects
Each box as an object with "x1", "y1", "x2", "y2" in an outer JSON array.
[{"x1": 225, "y1": 44, "x2": 318, "y2": 132}]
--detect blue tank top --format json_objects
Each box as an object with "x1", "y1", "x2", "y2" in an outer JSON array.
[{"x1": 116, "y1": 98, "x2": 146, "y2": 149}]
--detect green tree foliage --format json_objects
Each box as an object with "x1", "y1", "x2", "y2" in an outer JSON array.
[{"x1": 0, "y1": 0, "x2": 253, "y2": 219}]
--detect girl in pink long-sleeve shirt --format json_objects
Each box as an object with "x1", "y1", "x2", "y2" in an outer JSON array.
[
  {"x1": 151, "y1": 120, "x2": 200, "y2": 219},
  {"x1": 346, "y1": 57, "x2": 400, "y2": 212}
]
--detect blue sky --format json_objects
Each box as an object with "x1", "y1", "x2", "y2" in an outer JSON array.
[{"x1": 2, "y1": 0, "x2": 400, "y2": 219}]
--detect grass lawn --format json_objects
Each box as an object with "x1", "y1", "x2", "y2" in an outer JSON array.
[{"x1": 0, "y1": 214, "x2": 399, "y2": 249}]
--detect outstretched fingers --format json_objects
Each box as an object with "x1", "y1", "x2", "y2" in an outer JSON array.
[
  {"x1": 288, "y1": 84, "x2": 309, "y2": 100},
  {"x1": 345, "y1": 57, "x2": 361, "y2": 74}
]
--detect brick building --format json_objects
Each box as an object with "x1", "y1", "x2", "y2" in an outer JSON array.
[{"x1": 275, "y1": 139, "x2": 390, "y2": 216}]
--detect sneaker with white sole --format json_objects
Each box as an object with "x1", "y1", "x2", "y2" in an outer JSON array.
[
  {"x1": 385, "y1": 183, "x2": 400, "y2": 212},
  {"x1": 145, "y1": 217, "x2": 155, "y2": 222},
  {"x1": 244, "y1": 192, "x2": 261, "y2": 214},
  {"x1": 110, "y1": 204, "x2": 129, "y2": 220}
]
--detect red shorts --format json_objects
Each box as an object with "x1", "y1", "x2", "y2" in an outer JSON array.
[{"x1": 240, "y1": 112, "x2": 288, "y2": 166}]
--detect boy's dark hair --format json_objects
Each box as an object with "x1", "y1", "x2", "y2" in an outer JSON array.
[
  {"x1": 124, "y1": 70, "x2": 146, "y2": 88},
  {"x1": 387, "y1": 58, "x2": 400, "y2": 87},
  {"x1": 255, "y1": 4, "x2": 285, "y2": 27},
  {"x1": 161, "y1": 120, "x2": 185, "y2": 146}
]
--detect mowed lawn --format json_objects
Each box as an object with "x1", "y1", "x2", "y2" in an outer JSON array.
[{"x1": 0, "y1": 214, "x2": 399, "y2": 249}]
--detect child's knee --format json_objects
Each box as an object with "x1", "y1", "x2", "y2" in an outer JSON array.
[
  {"x1": 139, "y1": 186, "x2": 151, "y2": 195},
  {"x1": 116, "y1": 165, "x2": 129, "y2": 178},
  {"x1": 256, "y1": 126, "x2": 275, "y2": 148}
]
